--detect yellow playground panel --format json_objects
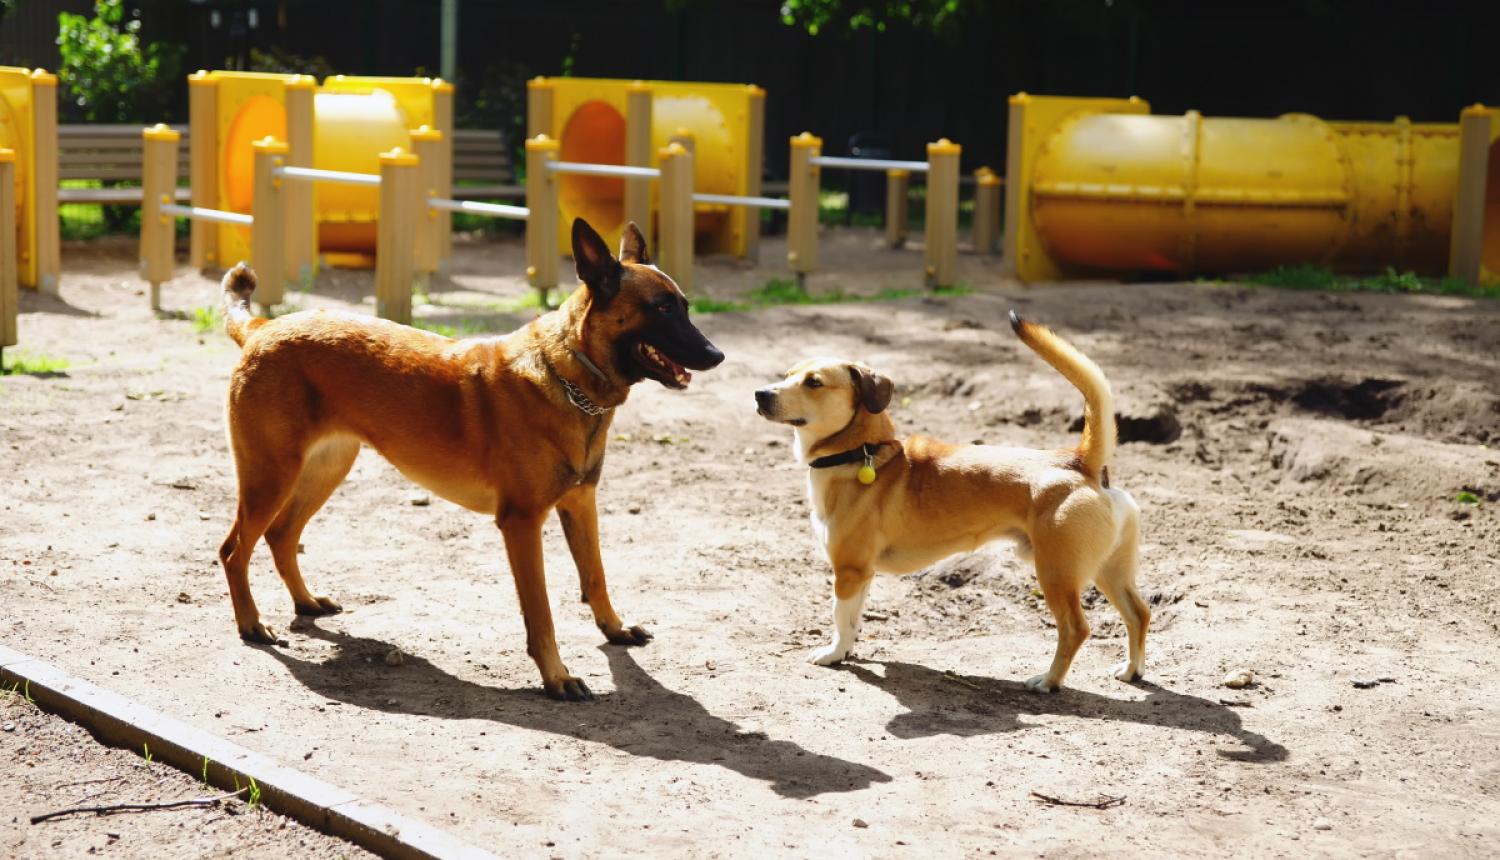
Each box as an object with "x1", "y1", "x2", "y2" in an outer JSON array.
[
  {"x1": 0, "y1": 66, "x2": 59, "y2": 292},
  {"x1": 191, "y1": 70, "x2": 452, "y2": 269},
  {"x1": 1004, "y1": 93, "x2": 1499, "y2": 284},
  {"x1": 527, "y1": 76, "x2": 765, "y2": 257}
]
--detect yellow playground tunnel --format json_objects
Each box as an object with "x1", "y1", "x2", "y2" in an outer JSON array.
[{"x1": 1005, "y1": 94, "x2": 1499, "y2": 283}]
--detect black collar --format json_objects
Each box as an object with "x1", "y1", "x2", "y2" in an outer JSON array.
[{"x1": 809, "y1": 442, "x2": 879, "y2": 470}]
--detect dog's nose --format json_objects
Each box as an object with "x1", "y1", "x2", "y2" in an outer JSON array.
[
  {"x1": 702, "y1": 342, "x2": 725, "y2": 369},
  {"x1": 754, "y1": 389, "x2": 774, "y2": 410}
]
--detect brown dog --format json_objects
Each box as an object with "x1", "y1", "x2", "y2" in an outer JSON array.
[
  {"x1": 754, "y1": 313, "x2": 1146, "y2": 692},
  {"x1": 217, "y1": 218, "x2": 722, "y2": 700}
]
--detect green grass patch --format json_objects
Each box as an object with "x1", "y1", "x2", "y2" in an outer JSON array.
[
  {"x1": 191, "y1": 304, "x2": 223, "y2": 335},
  {"x1": 1456, "y1": 491, "x2": 1482, "y2": 506},
  {"x1": 412, "y1": 317, "x2": 492, "y2": 338},
  {"x1": 690, "y1": 277, "x2": 971, "y2": 314},
  {"x1": 1, "y1": 350, "x2": 71, "y2": 376},
  {"x1": 1249, "y1": 264, "x2": 1500, "y2": 300}
]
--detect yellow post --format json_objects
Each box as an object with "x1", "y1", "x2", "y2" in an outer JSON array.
[
  {"x1": 411, "y1": 126, "x2": 444, "y2": 279},
  {"x1": 1, "y1": 150, "x2": 17, "y2": 355},
  {"x1": 526, "y1": 77, "x2": 555, "y2": 139},
  {"x1": 187, "y1": 71, "x2": 219, "y2": 269},
  {"x1": 658, "y1": 142, "x2": 695, "y2": 293},
  {"x1": 250, "y1": 137, "x2": 287, "y2": 311},
  {"x1": 740, "y1": 85, "x2": 767, "y2": 262},
  {"x1": 29, "y1": 69, "x2": 59, "y2": 295},
  {"x1": 375, "y1": 147, "x2": 419, "y2": 324},
  {"x1": 1449, "y1": 104, "x2": 1494, "y2": 286},
  {"x1": 885, "y1": 168, "x2": 909, "y2": 248},
  {"x1": 787, "y1": 132, "x2": 823, "y2": 285},
  {"x1": 525, "y1": 135, "x2": 560, "y2": 303},
  {"x1": 283, "y1": 75, "x2": 316, "y2": 287},
  {"x1": 973, "y1": 166, "x2": 1002, "y2": 255},
  {"x1": 624, "y1": 82, "x2": 653, "y2": 239},
  {"x1": 431, "y1": 79, "x2": 456, "y2": 271},
  {"x1": 140, "y1": 124, "x2": 181, "y2": 311},
  {"x1": 924, "y1": 138, "x2": 961, "y2": 287}
]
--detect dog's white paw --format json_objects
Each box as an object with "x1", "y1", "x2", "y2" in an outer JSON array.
[
  {"x1": 1111, "y1": 661, "x2": 1142, "y2": 683},
  {"x1": 1025, "y1": 674, "x2": 1060, "y2": 694},
  {"x1": 808, "y1": 643, "x2": 849, "y2": 666}
]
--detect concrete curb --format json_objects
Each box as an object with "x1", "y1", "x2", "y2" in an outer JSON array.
[{"x1": 1, "y1": 644, "x2": 497, "y2": 860}]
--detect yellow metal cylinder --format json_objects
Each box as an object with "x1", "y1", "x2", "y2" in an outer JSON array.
[
  {"x1": 787, "y1": 132, "x2": 822, "y2": 276},
  {"x1": 250, "y1": 137, "x2": 288, "y2": 308},
  {"x1": 525, "y1": 135, "x2": 560, "y2": 296},
  {"x1": 1, "y1": 150, "x2": 16, "y2": 350},
  {"x1": 375, "y1": 147, "x2": 419, "y2": 324},
  {"x1": 139, "y1": 124, "x2": 180, "y2": 308},
  {"x1": 188, "y1": 71, "x2": 219, "y2": 268}
]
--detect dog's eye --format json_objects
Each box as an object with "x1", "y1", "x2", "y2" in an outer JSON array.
[
  {"x1": 654, "y1": 298, "x2": 676, "y2": 315},
  {"x1": 803, "y1": 376, "x2": 822, "y2": 389}
]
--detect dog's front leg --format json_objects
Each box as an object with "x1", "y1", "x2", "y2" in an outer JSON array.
[
  {"x1": 498, "y1": 508, "x2": 593, "y2": 701},
  {"x1": 556, "y1": 483, "x2": 652, "y2": 647},
  {"x1": 809, "y1": 565, "x2": 873, "y2": 666}
]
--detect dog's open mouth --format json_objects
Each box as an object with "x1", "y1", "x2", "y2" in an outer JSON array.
[{"x1": 637, "y1": 342, "x2": 691, "y2": 389}]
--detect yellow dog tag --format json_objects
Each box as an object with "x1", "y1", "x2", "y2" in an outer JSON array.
[{"x1": 858, "y1": 458, "x2": 877, "y2": 485}]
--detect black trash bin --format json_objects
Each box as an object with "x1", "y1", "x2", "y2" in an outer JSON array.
[{"x1": 846, "y1": 131, "x2": 891, "y2": 226}]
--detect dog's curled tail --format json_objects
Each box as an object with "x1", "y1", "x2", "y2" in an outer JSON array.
[
  {"x1": 221, "y1": 262, "x2": 266, "y2": 348},
  {"x1": 1009, "y1": 310, "x2": 1116, "y2": 481}
]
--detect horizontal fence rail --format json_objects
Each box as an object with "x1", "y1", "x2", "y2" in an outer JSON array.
[
  {"x1": 691, "y1": 192, "x2": 791, "y2": 211},
  {"x1": 274, "y1": 165, "x2": 381, "y2": 187},
  {"x1": 546, "y1": 161, "x2": 661, "y2": 179},
  {"x1": 429, "y1": 197, "x2": 529, "y2": 220},
  {"x1": 810, "y1": 155, "x2": 930, "y2": 173},
  {"x1": 159, "y1": 202, "x2": 253, "y2": 226}
]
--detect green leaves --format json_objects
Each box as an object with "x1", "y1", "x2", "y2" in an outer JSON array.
[
  {"x1": 779, "y1": 0, "x2": 968, "y2": 36},
  {"x1": 56, "y1": 0, "x2": 184, "y2": 123}
]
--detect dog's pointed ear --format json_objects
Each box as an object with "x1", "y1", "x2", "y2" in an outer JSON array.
[
  {"x1": 572, "y1": 218, "x2": 621, "y2": 302},
  {"x1": 848, "y1": 365, "x2": 894, "y2": 414},
  {"x1": 619, "y1": 221, "x2": 651, "y2": 265}
]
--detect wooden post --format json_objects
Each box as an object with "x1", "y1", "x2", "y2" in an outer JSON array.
[
  {"x1": 973, "y1": 166, "x2": 1002, "y2": 255},
  {"x1": 624, "y1": 82, "x2": 653, "y2": 239},
  {"x1": 525, "y1": 135, "x2": 560, "y2": 303},
  {"x1": 29, "y1": 69, "x2": 59, "y2": 295},
  {"x1": 411, "y1": 126, "x2": 444, "y2": 279},
  {"x1": 431, "y1": 79, "x2": 456, "y2": 272},
  {"x1": 140, "y1": 125, "x2": 180, "y2": 311},
  {"x1": 740, "y1": 84, "x2": 766, "y2": 262},
  {"x1": 283, "y1": 75, "x2": 316, "y2": 287},
  {"x1": 188, "y1": 70, "x2": 219, "y2": 270},
  {"x1": 526, "y1": 77, "x2": 555, "y2": 139},
  {"x1": 1, "y1": 150, "x2": 17, "y2": 357},
  {"x1": 1449, "y1": 104, "x2": 1494, "y2": 286},
  {"x1": 250, "y1": 138, "x2": 287, "y2": 312},
  {"x1": 924, "y1": 138, "x2": 961, "y2": 288},
  {"x1": 787, "y1": 132, "x2": 822, "y2": 286},
  {"x1": 658, "y1": 142, "x2": 695, "y2": 293},
  {"x1": 375, "y1": 148, "x2": 419, "y2": 324},
  {"x1": 885, "y1": 168, "x2": 909, "y2": 248}
]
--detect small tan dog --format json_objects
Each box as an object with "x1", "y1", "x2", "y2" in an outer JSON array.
[{"x1": 754, "y1": 312, "x2": 1147, "y2": 692}]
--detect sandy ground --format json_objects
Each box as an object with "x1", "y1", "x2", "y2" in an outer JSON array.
[{"x1": 2, "y1": 230, "x2": 1499, "y2": 858}]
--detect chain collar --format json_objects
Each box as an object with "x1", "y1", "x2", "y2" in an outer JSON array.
[{"x1": 558, "y1": 375, "x2": 610, "y2": 416}]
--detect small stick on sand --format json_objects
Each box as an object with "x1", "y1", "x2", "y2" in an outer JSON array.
[
  {"x1": 30, "y1": 789, "x2": 246, "y2": 824},
  {"x1": 1029, "y1": 791, "x2": 1125, "y2": 810}
]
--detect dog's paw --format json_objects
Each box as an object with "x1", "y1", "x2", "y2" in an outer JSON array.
[
  {"x1": 1110, "y1": 661, "x2": 1143, "y2": 683},
  {"x1": 239, "y1": 622, "x2": 287, "y2": 648},
  {"x1": 604, "y1": 624, "x2": 653, "y2": 647},
  {"x1": 543, "y1": 675, "x2": 595, "y2": 702},
  {"x1": 807, "y1": 643, "x2": 849, "y2": 666},
  {"x1": 294, "y1": 596, "x2": 343, "y2": 617},
  {"x1": 1025, "y1": 674, "x2": 1060, "y2": 694}
]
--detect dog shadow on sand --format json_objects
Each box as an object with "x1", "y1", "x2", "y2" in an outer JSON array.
[
  {"x1": 838, "y1": 659, "x2": 1288, "y2": 763},
  {"x1": 261, "y1": 622, "x2": 892, "y2": 799}
]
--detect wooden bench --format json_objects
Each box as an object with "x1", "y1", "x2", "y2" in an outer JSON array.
[{"x1": 57, "y1": 124, "x2": 519, "y2": 204}]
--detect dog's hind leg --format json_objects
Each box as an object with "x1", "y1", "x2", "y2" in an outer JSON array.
[
  {"x1": 1093, "y1": 521, "x2": 1149, "y2": 683},
  {"x1": 556, "y1": 483, "x2": 651, "y2": 646},
  {"x1": 1026, "y1": 555, "x2": 1092, "y2": 693},
  {"x1": 264, "y1": 435, "x2": 360, "y2": 618},
  {"x1": 221, "y1": 446, "x2": 302, "y2": 646},
  {"x1": 809, "y1": 565, "x2": 873, "y2": 666}
]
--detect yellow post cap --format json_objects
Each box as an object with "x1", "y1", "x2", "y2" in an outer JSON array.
[
  {"x1": 188, "y1": 70, "x2": 216, "y2": 85},
  {"x1": 253, "y1": 136, "x2": 289, "y2": 154},
  {"x1": 410, "y1": 125, "x2": 443, "y2": 142},
  {"x1": 528, "y1": 76, "x2": 555, "y2": 90},
  {"x1": 285, "y1": 74, "x2": 316, "y2": 90},
  {"x1": 431, "y1": 78, "x2": 455, "y2": 94},
  {"x1": 747, "y1": 84, "x2": 766, "y2": 98},
  {"x1": 143, "y1": 123, "x2": 181, "y2": 142},
  {"x1": 673, "y1": 127, "x2": 696, "y2": 140},
  {"x1": 1461, "y1": 103, "x2": 1495, "y2": 119},
  {"x1": 1009, "y1": 92, "x2": 1030, "y2": 105},
  {"x1": 660, "y1": 141, "x2": 689, "y2": 158},
  {"x1": 887, "y1": 168, "x2": 909, "y2": 178},
  {"x1": 791, "y1": 131, "x2": 823, "y2": 148},
  {"x1": 380, "y1": 147, "x2": 418, "y2": 166},
  {"x1": 0, "y1": 148, "x2": 15, "y2": 163},
  {"x1": 928, "y1": 138, "x2": 961, "y2": 156},
  {"x1": 525, "y1": 134, "x2": 559, "y2": 151},
  {"x1": 627, "y1": 80, "x2": 652, "y2": 93},
  {"x1": 30, "y1": 68, "x2": 58, "y2": 85}
]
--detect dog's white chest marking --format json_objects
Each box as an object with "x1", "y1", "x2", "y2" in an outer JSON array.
[{"x1": 806, "y1": 474, "x2": 832, "y2": 549}]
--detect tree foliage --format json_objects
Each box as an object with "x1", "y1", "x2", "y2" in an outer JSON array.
[
  {"x1": 778, "y1": 0, "x2": 968, "y2": 35},
  {"x1": 56, "y1": 0, "x2": 183, "y2": 123}
]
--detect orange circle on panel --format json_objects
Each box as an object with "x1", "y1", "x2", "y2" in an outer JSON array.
[
  {"x1": 559, "y1": 100, "x2": 626, "y2": 237},
  {"x1": 223, "y1": 95, "x2": 287, "y2": 214}
]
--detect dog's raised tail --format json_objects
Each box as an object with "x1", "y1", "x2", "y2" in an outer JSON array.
[
  {"x1": 1009, "y1": 310, "x2": 1115, "y2": 481},
  {"x1": 221, "y1": 262, "x2": 266, "y2": 347}
]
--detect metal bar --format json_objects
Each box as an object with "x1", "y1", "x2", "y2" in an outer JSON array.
[
  {"x1": 274, "y1": 165, "x2": 381, "y2": 187},
  {"x1": 691, "y1": 192, "x2": 790, "y2": 211},
  {"x1": 546, "y1": 161, "x2": 661, "y2": 179},
  {"x1": 160, "y1": 203, "x2": 253, "y2": 226},
  {"x1": 811, "y1": 155, "x2": 929, "y2": 173},
  {"x1": 429, "y1": 197, "x2": 529, "y2": 220}
]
